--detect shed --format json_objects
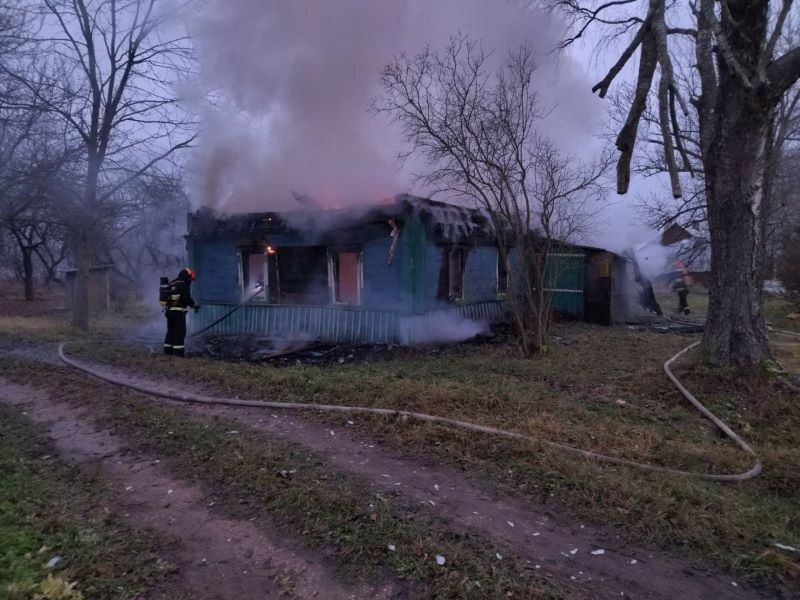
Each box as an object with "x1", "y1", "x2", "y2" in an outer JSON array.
[{"x1": 62, "y1": 264, "x2": 113, "y2": 312}]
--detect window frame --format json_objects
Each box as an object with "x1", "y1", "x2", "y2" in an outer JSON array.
[
  {"x1": 447, "y1": 247, "x2": 466, "y2": 302},
  {"x1": 496, "y1": 247, "x2": 510, "y2": 296},
  {"x1": 239, "y1": 248, "x2": 269, "y2": 303},
  {"x1": 328, "y1": 248, "x2": 363, "y2": 306}
]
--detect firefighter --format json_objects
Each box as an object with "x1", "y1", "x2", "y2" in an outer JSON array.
[
  {"x1": 670, "y1": 260, "x2": 692, "y2": 315},
  {"x1": 164, "y1": 268, "x2": 199, "y2": 357}
]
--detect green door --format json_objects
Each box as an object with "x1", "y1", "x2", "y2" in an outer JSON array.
[{"x1": 545, "y1": 252, "x2": 585, "y2": 318}]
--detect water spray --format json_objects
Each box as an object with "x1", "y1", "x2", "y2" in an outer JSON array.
[{"x1": 188, "y1": 282, "x2": 265, "y2": 339}]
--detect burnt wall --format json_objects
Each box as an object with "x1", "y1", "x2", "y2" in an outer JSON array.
[{"x1": 190, "y1": 238, "x2": 241, "y2": 303}]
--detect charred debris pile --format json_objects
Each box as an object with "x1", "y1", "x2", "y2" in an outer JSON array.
[{"x1": 197, "y1": 326, "x2": 503, "y2": 366}]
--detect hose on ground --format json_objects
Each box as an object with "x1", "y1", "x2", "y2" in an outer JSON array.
[
  {"x1": 58, "y1": 341, "x2": 763, "y2": 482},
  {"x1": 769, "y1": 326, "x2": 800, "y2": 338}
]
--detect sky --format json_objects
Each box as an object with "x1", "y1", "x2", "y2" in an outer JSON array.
[{"x1": 188, "y1": 0, "x2": 665, "y2": 252}]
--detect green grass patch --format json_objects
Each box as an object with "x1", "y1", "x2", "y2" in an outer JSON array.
[{"x1": 0, "y1": 403, "x2": 165, "y2": 599}]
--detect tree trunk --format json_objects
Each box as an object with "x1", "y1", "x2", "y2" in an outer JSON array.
[
  {"x1": 702, "y1": 2, "x2": 772, "y2": 367},
  {"x1": 22, "y1": 247, "x2": 34, "y2": 301},
  {"x1": 71, "y1": 231, "x2": 91, "y2": 330},
  {"x1": 71, "y1": 154, "x2": 101, "y2": 331}
]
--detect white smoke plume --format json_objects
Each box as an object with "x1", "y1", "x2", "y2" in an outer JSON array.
[{"x1": 189, "y1": 0, "x2": 605, "y2": 212}]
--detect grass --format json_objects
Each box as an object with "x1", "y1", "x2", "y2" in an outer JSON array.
[
  {"x1": 0, "y1": 355, "x2": 562, "y2": 600},
  {"x1": 764, "y1": 295, "x2": 800, "y2": 332},
  {"x1": 3, "y1": 295, "x2": 799, "y2": 589},
  {"x1": 0, "y1": 404, "x2": 165, "y2": 599},
  {"x1": 656, "y1": 286, "x2": 709, "y2": 317},
  {"x1": 57, "y1": 323, "x2": 800, "y2": 589}
]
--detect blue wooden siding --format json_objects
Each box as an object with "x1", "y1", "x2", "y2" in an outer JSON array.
[
  {"x1": 361, "y1": 235, "x2": 404, "y2": 311},
  {"x1": 191, "y1": 301, "x2": 505, "y2": 344},
  {"x1": 463, "y1": 246, "x2": 499, "y2": 302},
  {"x1": 191, "y1": 238, "x2": 240, "y2": 303},
  {"x1": 187, "y1": 219, "x2": 596, "y2": 343},
  {"x1": 419, "y1": 241, "x2": 443, "y2": 311}
]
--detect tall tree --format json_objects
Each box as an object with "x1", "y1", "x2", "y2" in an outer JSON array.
[
  {"x1": 550, "y1": 0, "x2": 800, "y2": 366},
  {"x1": 2, "y1": 0, "x2": 195, "y2": 328},
  {"x1": 375, "y1": 36, "x2": 609, "y2": 355}
]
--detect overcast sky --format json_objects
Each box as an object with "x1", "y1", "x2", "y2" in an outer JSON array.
[{"x1": 188, "y1": 0, "x2": 666, "y2": 251}]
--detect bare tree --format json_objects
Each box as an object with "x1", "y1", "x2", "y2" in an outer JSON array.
[
  {"x1": 99, "y1": 173, "x2": 188, "y2": 298},
  {"x1": 0, "y1": 103, "x2": 70, "y2": 299},
  {"x1": 550, "y1": 0, "x2": 800, "y2": 367},
  {"x1": 2, "y1": 0, "x2": 195, "y2": 328},
  {"x1": 374, "y1": 36, "x2": 608, "y2": 355},
  {"x1": 627, "y1": 73, "x2": 800, "y2": 275}
]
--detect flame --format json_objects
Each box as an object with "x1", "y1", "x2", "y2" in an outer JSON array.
[{"x1": 267, "y1": 245, "x2": 277, "y2": 255}]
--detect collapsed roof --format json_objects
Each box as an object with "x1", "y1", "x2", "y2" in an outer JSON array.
[{"x1": 187, "y1": 194, "x2": 497, "y2": 245}]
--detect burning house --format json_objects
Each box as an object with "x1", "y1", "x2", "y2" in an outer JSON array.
[{"x1": 186, "y1": 194, "x2": 630, "y2": 343}]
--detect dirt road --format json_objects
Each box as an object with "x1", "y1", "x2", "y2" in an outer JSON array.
[{"x1": 0, "y1": 379, "x2": 398, "y2": 600}]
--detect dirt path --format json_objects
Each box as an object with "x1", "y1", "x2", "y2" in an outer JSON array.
[
  {"x1": 66, "y1": 355, "x2": 784, "y2": 600},
  {"x1": 0, "y1": 379, "x2": 396, "y2": 600}
]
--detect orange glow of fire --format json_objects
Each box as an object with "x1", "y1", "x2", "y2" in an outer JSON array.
[{"x1": 267, "y1": 245, "x2": 277, "y2": 255}]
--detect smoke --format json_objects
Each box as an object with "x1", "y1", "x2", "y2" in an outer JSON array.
[
  {"x1": 190, "y1": 0, "x2": 604, "y2": 212},
  {"x1": 399, "y1": 311, "x2": 490, "y2": 345}
]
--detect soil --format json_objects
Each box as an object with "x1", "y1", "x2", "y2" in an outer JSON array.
[
  {"x1": 0, "y1": 285, "x2": 68, "y2": 316},
  {"x1": 55, "y1": 351, "x2": 785, "y2": 600},
  {"x1": 0, "y1": 378, "x2": 398, "y2": 600},
  {"x1": 133, "y1": 325, "x2": 506, "y2": 366}
]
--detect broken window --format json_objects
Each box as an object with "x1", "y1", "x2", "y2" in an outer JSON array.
[
  {"x1": 497, "y1": 248, "x2": 509, "y2": 294},
  {"x1": 275, "y1": 246, "x2": 329, "y2": 305},
  {"x1": 240, "y1": 250, "x2": 267, "y2": 302},
  {"x1": 330, "y1": 251, "x2": 361, "y2": 305},
  {"x1": 436, "y1": 247, "x2": 466, "y2": 302}
]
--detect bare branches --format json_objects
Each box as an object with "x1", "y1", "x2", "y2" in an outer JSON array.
[
  {"x1": 669, "y1": 86, "x2": 694, "y2": 175},
  {"x1": 98, "y1": 133, "x2": 195, "y2": 202},
  {"x1": 551, "y1": 0, "x2": 800, "y2": 201},
  {"x1": 698, "y1": 0, "x2": 752, "y2": 89},
  {"x1": 591, "y1": 19, "x2": 649, "y2": 98},
  {"x1": 1, "y1": 0, "x2": 195, "y2": 322},
  {"x1": 550, "y1": 0, "x2": 641, "y2": 48},
  {"x1": 762, "y1": 0, "x2": 794, "y2": 77},
  {"x1": 614, "y1": 27, "x2": 657, "y2": 195},
  {"x1": 375, "y1": 34, "x2": 609, "y2": 354},
  {"x1": 768, "y1": 46, "x2": 800, "y2": 96}
]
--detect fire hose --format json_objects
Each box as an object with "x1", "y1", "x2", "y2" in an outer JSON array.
[
  {"x1": 187, "y1": 283, "x2": 265, "y2": 339},
  {"x1": 58, "y1": 339, "x2": 766, "y2": 483}
]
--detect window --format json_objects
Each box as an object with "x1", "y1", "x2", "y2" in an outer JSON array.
[
  {"x1": 448, "y1": 248, "x2": 465, "y2": 301},
  {"x1": 436, "y1": 247, "x2": 467, "y2": 302},
  {"x1": 272, "y1": 246, "x2": 329, "y2": 305},
  {"x1": 241, "y1": 251, "x2": 267, "y2": 302},
  {"x1": 497, "y1": 249, "x2": 509, "y2": 294},
  {"x1": 330, "y1": 251, "x2": 361, "y2": 305}
]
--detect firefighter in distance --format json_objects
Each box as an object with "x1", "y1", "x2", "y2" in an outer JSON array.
[
  {"x1": 670, "y1": 260, "x2": 693, "y2": 315},
  {"x1": 160, "y1": 268, "x2": 199, "y2": 356}
]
